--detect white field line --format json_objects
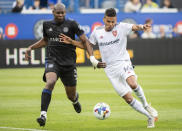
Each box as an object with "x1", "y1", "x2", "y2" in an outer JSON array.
[{"x1": 0, "y1": 126, "x2": 50, "y2": 131}]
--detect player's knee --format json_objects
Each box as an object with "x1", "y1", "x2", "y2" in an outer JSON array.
[
  {"x1": 46, "y1": 79, "x2": 57, "y2": 89},
  {"x1": 129, "y1": 82, "x2": 138, "y2": 90},
  {"x1": 123, "y1": 92, "x2": 133, "y2": 104},
  {"x1": 124, "y1": 97, "x2": 133, "y2": 104}
]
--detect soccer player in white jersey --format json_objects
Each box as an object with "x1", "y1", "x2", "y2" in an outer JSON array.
[{"x1": 59, "y1": 8, "x2": 158, "y2": 128}]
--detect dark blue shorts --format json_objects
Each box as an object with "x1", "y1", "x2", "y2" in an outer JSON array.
[{"x1": 43, "y1": 59, "x2": 77, "y2": 87}]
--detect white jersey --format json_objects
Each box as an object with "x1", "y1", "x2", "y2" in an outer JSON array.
[{"x1": 89, "y1": 22, "x2": 133, "y2": 66}]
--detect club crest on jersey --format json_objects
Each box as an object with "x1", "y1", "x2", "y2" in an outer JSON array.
[
  {"x1": 63, "y1": 27, "x2": 69, "y2": 33},
  {"x1": 48, "y1": 28, "x2": 53, "y2": 32},
  {"x1": 112, "y1": 30, "x2": 117, "y2": 37}
]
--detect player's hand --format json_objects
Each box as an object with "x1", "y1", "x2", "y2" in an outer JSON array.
[
  {"x1": 97, "y1": 62, "x2": 106, "y2": 68},
  {"x1": 143, "y1": 24, "x2": 151, "y2": 30},
  {"x1": 25, "y1": 47, "x2": 31, "y2": 61},
  {"x1": 59, "y1": 33, "x2": 72, "y2": 44}
]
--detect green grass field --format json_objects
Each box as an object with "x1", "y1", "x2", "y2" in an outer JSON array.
[{"x1": 0, "y1": 65, "x2": 182, "y2": 131}]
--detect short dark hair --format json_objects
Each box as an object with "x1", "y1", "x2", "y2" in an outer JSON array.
[{"x1": 105, "y1": 8, "x2": 116, "y2": 17}]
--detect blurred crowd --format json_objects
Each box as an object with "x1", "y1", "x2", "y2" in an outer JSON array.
[
  {"x1": 11, "y1": 0, "x2": 93, "y2": 13},
  {"x1": 0, "y1": 0, "x2": 182, "y2": 40},
  {"x1": 10, "y1": 0, "x2": 178, "y2": 13},
  {"x1": 128, "y1": 18, "x2": 181, "y2": 39},
  {"x1": 124, "y1": 0, "x2": 175, "y2": 13}
]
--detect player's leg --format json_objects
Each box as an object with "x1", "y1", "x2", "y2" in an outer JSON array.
[
  {"x1": 37, "y1": 71, "x2": 58, "y2": 127},
  {"x1": 123, "y1": 92, "x2": 150, "y2": 117},
  {"x1": 41, "y1": 72, "x2": 57, "y2": 113},
  {"x1": 64, "y1": 85, "x2": 81, "y2": 113},
  {"x1": 126, "y1": 75, "x2": 158, "y2": 118},
  {"x1": 123, "y1": 92, "x2": 156, "y2": 128},
  {"x1": 105, "y1": 69, "x2": 156, "y2": 128},
  {"x1": 123, "y1": 60, "x2": 158, "y2": 118},
  {"x1": 122, "y1": 61, "x2": 149, "y2": 108},
  {"x1": 126, "y1": 75, "x2": 149, "y2": 108},
  {"x1": 105, "y1": 65, "x2": 149, "y2": 116},
  {"x1": 37, "y1": 60, "x2": 58, "y2": 126},
  {"x1": 60, "y1": 67, "x2": 81, "y2": 113}
]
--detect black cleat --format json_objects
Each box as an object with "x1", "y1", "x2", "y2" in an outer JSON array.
[
  {"x1": 37, "y1": 115, "x2": 46, "y2": 127},
  {"x1": 73, "y1": 101, "x2": 81, "y2": 113},
  {"x1": 72, "y1": 93, "x2": 81, "y2": 113}
]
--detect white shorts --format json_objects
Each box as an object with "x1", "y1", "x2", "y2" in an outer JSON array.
[{"x1": 104, "y1": 60, "x2": 137, "y2": 97}]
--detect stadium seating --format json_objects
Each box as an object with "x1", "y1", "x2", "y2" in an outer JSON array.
[
  {"x1": 0, "y1": 0, "x2": 14, "y2": 13},
  {"x1": 0, "y1": 0, "x2": 182, "y2": 14}
]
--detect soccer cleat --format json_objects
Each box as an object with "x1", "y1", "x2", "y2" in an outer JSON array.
[
  {"x1": 37, "y1": 115, "x2": 46, "y2": 127},
  {"x1": 147, "y1": 117, "x2": 155, "y2": 128},
  {"x1": 73, "y1": 101, "x2": 81, "y2": 113},
  {"x1": 72, "y1": 93, "x2": 81, "y2": 113},
  {"x1": 145, "y1": 104, "x2": 158, "y2": 118}
]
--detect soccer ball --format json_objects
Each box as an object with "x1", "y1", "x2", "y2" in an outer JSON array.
[{"x1": 93, "y1": 102, "x2": 111, "y2": 120}]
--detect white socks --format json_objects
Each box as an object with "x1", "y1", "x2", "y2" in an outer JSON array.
[
  {"x1": 41, "y1": 111, "x2": 47, "y2": 118},
  {"x1": 130, "y1": 98, "x2": 151, "y2": 119},
  {"x1": 134, "y1": 85, "x2": 148, "y2": 108}
]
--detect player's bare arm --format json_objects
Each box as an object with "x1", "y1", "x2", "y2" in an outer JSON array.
[
  {"x1": 59, "y1": 33, "x2": 85, "y2": 49},
  {"x1": 25, "y1": 38, "x2": 48, "y2": 60},
  {"x1": 79, "y1": 35, "x2": 106, "y2": 68},
  {"x1": 132, "y1": 24, "x2": 151, "y2": 31},
  {"x1": 79, "y1": 34, "x2": 94, "y2": 56},
  {"x1": 59, "y1": 33, "x2": 106, "y2": 68}
]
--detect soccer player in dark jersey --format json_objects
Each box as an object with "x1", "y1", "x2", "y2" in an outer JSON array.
[{"x1": 25, "y1": 3, "x2": 106, "y2": 127}]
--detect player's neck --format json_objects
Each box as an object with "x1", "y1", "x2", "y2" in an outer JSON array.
[
  {"x1": 54, "y1": 18, "x2": 65, "y2": 24},
  {"x1": 105, "y1": 28, "x2": 113, "y2": 32},
  {"x1": 104, "y1": 25, "x2": 115, "y2": 32}
]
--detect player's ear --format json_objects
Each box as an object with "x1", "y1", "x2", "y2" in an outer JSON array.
[{"x1": 115, "y1": 17, "x2": 117, "y2": 23}]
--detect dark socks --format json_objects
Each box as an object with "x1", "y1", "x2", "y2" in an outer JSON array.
[
  {"x1": 41, "y1": 89, "x2": 52, "y2": 111},
  {"x1": 73, "y1": 93, "x2": 79, "y2": 103}
]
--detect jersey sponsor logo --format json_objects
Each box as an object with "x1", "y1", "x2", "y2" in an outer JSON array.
[
  {"x1": 63, "y1": 27, "x2": 69, "y2": 33},
  {"x1": 99, "y1": 38, "x2": 120, "y2": 46},
  {"x1": 49, "y1": 37, "x2": 60, "y2": 42},
  {"x1": 112, "y1": 30, "x2": 117, "y2": 37}
]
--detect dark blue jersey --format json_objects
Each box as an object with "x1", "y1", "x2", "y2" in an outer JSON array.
[{"x1": 43, "y1": 18, "x2": 84, "y2": 66}]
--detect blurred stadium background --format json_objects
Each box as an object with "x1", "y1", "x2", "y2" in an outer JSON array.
[{"x1": 0, "y1": 0, "x2": 182, "y2": 131}]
